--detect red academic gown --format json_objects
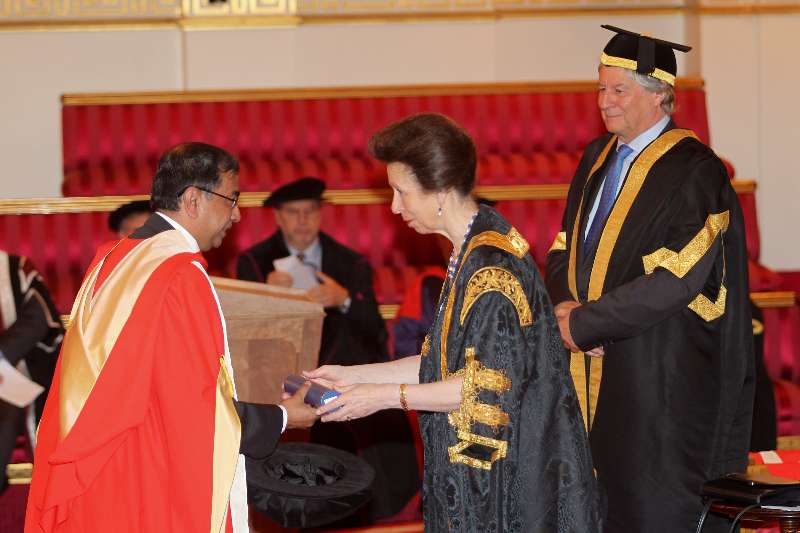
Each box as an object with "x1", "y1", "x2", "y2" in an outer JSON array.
[{"x1": 26, "y1": 226, "x2": 241, "y2": 532}]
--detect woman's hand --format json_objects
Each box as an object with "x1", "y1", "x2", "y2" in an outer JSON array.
[
  {"x1": 302, "y1": 365, "x2": 362, "y2": 390},
  {"x1": 316, "y1": 383, "x2": 396, "y2": 423}
]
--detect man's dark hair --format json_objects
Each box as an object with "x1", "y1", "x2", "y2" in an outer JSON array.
[
  {"x1": 368, "y1": 113, "x2": 477, "y2": 196},
  {"x1": 150, "y1": 142, "x2": 239, "y2": 211}
]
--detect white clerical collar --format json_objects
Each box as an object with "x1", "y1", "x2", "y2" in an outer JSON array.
[{"x1": 156, "y1": 212, "x2": 200, "y2": 253}]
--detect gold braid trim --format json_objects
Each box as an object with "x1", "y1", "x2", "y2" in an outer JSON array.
[
  {"x1": 448, "y1": 432, "x2": 508, "y2": 471},
  {"x1": 688, "y1": 285, "x2": 727, "y2": 322},
  {"x1": 548, "y1": 231, "x2": 567, "y2": 254},
  {"x1": 459, "y1": 267, "x2": 533, "y2": 328},
  {"x1": 752, "y1": 318, "x2": 764, "y2": 336},
  {"x1": 568, "y1": 135, "x2": 617, "y2": 301},
  {"x1": 642, "y1": 211, "x2": 730, "y2": 278},
  {"x1": 420, "y1": 335, "x2": 431, "y2": 357},
  {"x1": 600, "y1": 52, "x2": 676, "y2": 86},
  {"x1": 475, "y1": 367, "x2": 511, "y2": 393},
  {"x1": 439, "y1": 226, "x2": 529, "y2": 377},
  {"x1": 447, "y1": 347, "x2": 511, "y2": 469},
  {"x1": 642, "y1": 211, "x2": 730, "y2": 322}
]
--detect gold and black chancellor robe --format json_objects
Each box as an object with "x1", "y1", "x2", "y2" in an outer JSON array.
[
  {"x1": 419, "y1": 206, "x2": 601, "y2": 532},
  {"x1": 545, "y1": 124, "x2": 755, "y2": 533}
]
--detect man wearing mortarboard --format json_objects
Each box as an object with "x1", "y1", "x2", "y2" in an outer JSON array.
[
  {"x1": 236, "y1": 177, "x2": 420, "y2": 525},
  {"x1": 545, "y1": 26, "x2": 754, "y2": 532}
]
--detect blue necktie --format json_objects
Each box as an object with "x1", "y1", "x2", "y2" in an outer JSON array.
[{"x1": 584, "y1": 144, "x2": 633, "y2": 251}]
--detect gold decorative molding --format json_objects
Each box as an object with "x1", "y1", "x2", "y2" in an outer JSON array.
[
  {"x1": 0, "y1": 194, "x2": 150, "y2": 215},
  {"x1": 3, "y1": 1, "x2": 798, "y2": 29},
  {"x1": 697, "y1": 3, "x2": 800, "y2": 15},
  {"x1": 61, "y1": 78, "x2": 705, "y2": 106},
  {"x1": 0, "y1": 180, "x2": 756, "y2": 215},
  {"x1": 6, "y1": 462, "x2": 32, "y2": 485},
  {"x1": 778, "y1": 435, "x2": 800, "y2": 450},
  {"x1": 751, "y1": 290, "x2": 796, "y2": 308},
  {"x1": 379, "y1": 303, "x2": 399, "y2": 320}
]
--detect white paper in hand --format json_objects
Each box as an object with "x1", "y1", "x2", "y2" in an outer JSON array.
[
  {"x1": 273, "y1": 255, "x2": 319, "y2": 290},
  {"x1": 0, "y1": 358, "x2": 44, "y2": 408}
]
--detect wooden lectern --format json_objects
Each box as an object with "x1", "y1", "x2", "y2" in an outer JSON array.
[{"x1": 212, "y1": 277, "x2": 325, "y2": 405}]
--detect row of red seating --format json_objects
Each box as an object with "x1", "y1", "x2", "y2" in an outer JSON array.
[{"x1": 60, "y1": 81, "x2": 711, "y2": 196}]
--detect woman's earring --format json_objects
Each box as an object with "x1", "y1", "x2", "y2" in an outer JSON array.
[{"x1": 437, "y1": 206, "x2": 443, "y2": 217}]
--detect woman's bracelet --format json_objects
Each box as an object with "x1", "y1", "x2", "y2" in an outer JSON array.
[{"x1": 399, "y1": 383, "x2": 409, "y2": 411}]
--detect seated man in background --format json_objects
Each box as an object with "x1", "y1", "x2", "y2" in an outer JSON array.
[
  {"x1": 0, "y1": 251, "x2": 63, "y2": 492},
  {"x1": 108, "y1": 199, "x2": 152, "y2": 238},
  {"x1": 237, "y1": 177, "x2": 388, "y2": 366},
  {"x1": 237, "y1": 177, "x2": 420, "y2": 524}
]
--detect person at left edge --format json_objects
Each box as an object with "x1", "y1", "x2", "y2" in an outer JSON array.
[
  {"x1": 24, "y1": 142, "x2": 318, "y2": 533},
  {"x1": 0, "y1": 251, "x2": 63, "y2": 493}
]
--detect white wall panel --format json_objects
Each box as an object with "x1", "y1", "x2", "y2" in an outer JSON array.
[{"x1": 0, "y1": 29, "x2": 182, "y2": 198}]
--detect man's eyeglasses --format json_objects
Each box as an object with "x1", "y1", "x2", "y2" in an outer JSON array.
[{"x1": 180, "y1": 185, "x2": 240, "y2": 208}]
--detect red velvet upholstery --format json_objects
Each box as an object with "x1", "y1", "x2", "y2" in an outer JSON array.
[
  {"x1": 61, "y1": 87, "x2": 711, "y2": 196},
  {"x1": 774, "y1": 379, "x2": 800, "y2": 437}
]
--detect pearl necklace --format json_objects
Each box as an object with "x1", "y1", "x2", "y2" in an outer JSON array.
[{"x1": 446, "y1": 210, "x2": 479, "y2": 280}]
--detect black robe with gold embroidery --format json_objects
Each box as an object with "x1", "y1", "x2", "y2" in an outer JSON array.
[
  {"x1": 419, "y1": 206, "x2": 601, "y2": 532},
  {"x1": 545, "y1": 124, "x2": 755, "y2": 533}
]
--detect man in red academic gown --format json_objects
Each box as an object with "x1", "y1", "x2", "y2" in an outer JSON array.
[{"x1": 25, "y1": 142, "x2": 318, "y2": 533}]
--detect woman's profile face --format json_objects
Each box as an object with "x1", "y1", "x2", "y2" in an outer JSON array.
[{"x1": 387, "y1": 162, "x2": 441, "y2": 235}]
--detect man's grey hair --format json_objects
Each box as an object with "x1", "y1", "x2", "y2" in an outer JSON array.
[{"x1": 627, "y1": 70, "x2": 675, "y2": 115}]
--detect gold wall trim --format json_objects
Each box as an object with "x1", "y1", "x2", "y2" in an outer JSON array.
[
  {"x1": 751, "y1": 291, "x2": 796, "y2": 308},
  {"x1": 698, "y1": 4, "x2": 800, "y2": 15},
  {"x1": 0, "y1": 19, "x2": 179, "y2": 32},
  {"x1": 778, "y1": 435, "x2": 800, "y2": 450},
  {"x1": 3, "y1": 4, "x2": 798, "y2": 32},
  {"x1": 0, "y1": 180, "x2": 755, "y2": 215},
  {"x1": 6, "y1": 462, "x2": 32, "y2": 485},
  {"x1": 379, "y1": 304, "x2": 399, "y2": 320},
  {"x1": 61, "y1": 78, "x2": 705, "y2": 106}
]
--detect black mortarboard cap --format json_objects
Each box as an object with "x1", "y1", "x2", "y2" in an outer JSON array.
[
  {"x1": 108, "y1": 200, "x2": 152, "y2": 232},
  {"x1": 246, "y1": 442, "x2": 374, "y2": 528},
  {"x1": 600, "y1": 25, "x2": 692, "y2": 86},
  {"x1": 263, "y1": 177, "x2": 326, "y2": 208}
]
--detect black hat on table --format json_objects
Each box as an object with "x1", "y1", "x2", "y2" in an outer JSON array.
[
  {"x1": 263, "y1": 177, "x2": 326, "y2": 208},
  {"x1": 246, "y1": 442, "x2": 374, "y2": 528},
  {"x1": 600, "y1": 24, "x2": 692, "y2": 86},
  {"x1": 108, "y1": 200, "x2": 152, "y2": 233}
]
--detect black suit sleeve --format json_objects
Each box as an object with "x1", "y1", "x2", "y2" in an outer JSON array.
[
  {"x1": 234, "y1": 400, "x2": 284, "y2": 459},
  {"x1": 570, "y1": 154, "x2": 730, "y2": 350},
  {"x1": 337, "y1": 258, "x2": 388, "y2": 360},
  {"x1": 0, "y1": 294, "x2": 50, "y2": 366},
  {"x1": 236, "y1": 252, "x2": 264, "y2": 283}
]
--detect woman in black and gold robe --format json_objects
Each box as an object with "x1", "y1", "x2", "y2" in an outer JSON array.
[{"x1": 306, "y1": 113, "x2": 601, "y2": 532}]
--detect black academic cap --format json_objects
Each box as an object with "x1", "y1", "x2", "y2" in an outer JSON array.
[
  {"x1": 263, "y1": 177, "x2": 326, "y2": 208},
  {"x1": 600, "y1": 25, "x2": 692, "y2": 86},
  {"x1": 246, "y1": 442, "x2": 375, "y2": 528},
  {"x1": 108, "y1": 200, "x2": 152, "y2": 233}
]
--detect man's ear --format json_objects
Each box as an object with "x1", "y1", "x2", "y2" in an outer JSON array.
[
  {"x1": 179, "y1": 186, "x2": 201, "y2": 219},
  {"x1": 651, "y1": 90, "x2": 665, "y2": 110}
]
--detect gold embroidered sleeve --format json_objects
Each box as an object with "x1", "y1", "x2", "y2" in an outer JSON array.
[
  {"x1": 548, "y1": 231, "x2": 567, "y2": 254},
  {"x1": 459, "y1": 267, "x2": 532, "y2": 328},
  {"x1": 641, "y1": 211, "x2": 730, "y2": 322},
  {"x1": 447, "y1": 346, "x2": 512, "y2": 470}
]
